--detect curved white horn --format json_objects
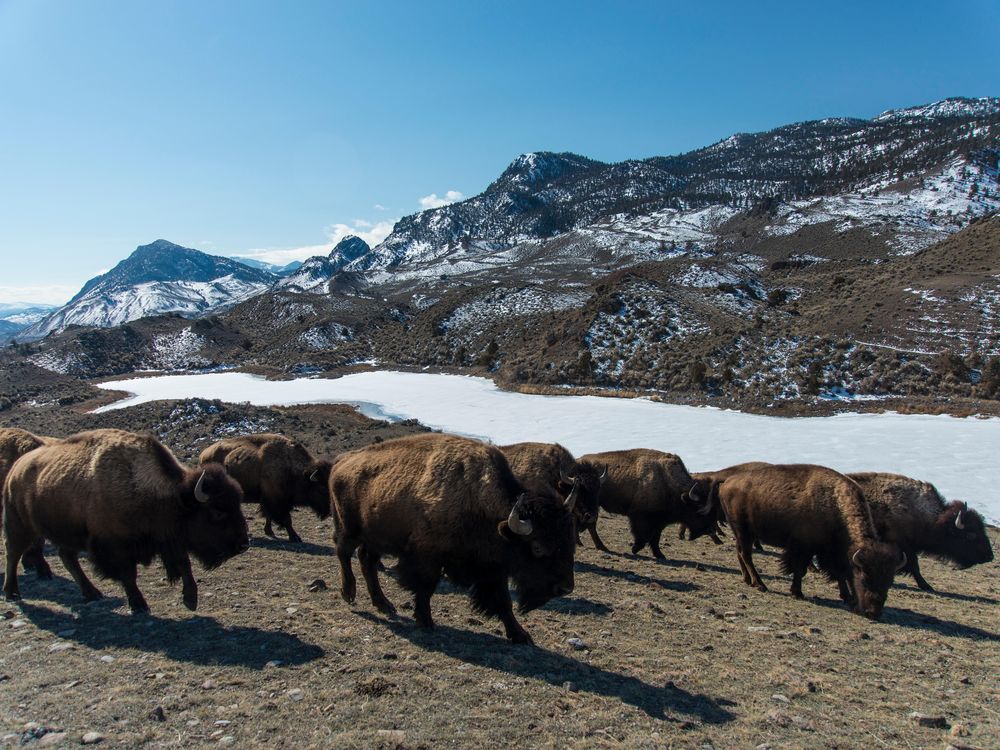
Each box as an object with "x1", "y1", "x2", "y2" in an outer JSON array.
[
  {"x1": 896, "y1": 551, "x2": 908, "y2": 571},
  {"x1": 309, "y1": 469, "x2": 320, "y2": 483},
  {"x1": 851, "y1": 549, "x2": 862, "y2": 567},
  {"x1": 564, "y1": 480, "x2": 579, "y2": 512},
  {"x1": 687, "y1": 484, "x2": 703, "y2": 504},
  {"x1": 955, "y1": 509, "x2": 965, "y2": 530},
  {"x1": 598, "y1": 465, "x2": 608, "y2": 483},
  {"x1": 507, "y1": 500, "x2": 533, "y2": 536},
  {"x1": 194, "y1": 471, "x2": 210, "y2": 503}
]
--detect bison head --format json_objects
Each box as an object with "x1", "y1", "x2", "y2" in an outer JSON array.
[
  {"x1": 677, "y1": 478, "x2": 718, "y2": 540},
  {"x1": 937, "y1": 501, "x2": 994, "y2": 568},
  {"x1": 300, "y1": 459, "x2": 333, "y2": 520},
  {"x1": 850, "y1": 542, "x2": 905, "y2": 620},
  {"x1": 557, "y1": 461, "x2": 605, "y2": 527},
  {"x1": 182, "y1": 464, "x2": 250, "y2": 569},
  {"x1": 498, "y1": 490, "x2": 577, "y2": 613}
]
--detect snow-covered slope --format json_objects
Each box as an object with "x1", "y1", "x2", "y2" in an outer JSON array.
[
  {"x1": 22, "y1": 240, "x2": 275, "y2": 338},
  {"x1": 275, "y1": 236, "x2": 371, "y2": 292}
]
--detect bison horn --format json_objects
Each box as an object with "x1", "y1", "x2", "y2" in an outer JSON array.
[
  {"x1": 851, "y1": 549, "x2": 862, "y2": 567},
  {"x1": 309, "y1": 469, "x2": 320, "y2": 483},
  {"x1": 507, "y1": 499, "x2": 533, "y2": 536},
  {"x1": 896, "y1": 551, "x2": 908, "y2": 572},
  {"x1": 559, "y1": 470, "x2": 574, "y2": 486},
  {"x1": 563, "y1": 479, "x2": 579, "y2": 512},
  {"x1": 194, "y1": 471, "x2": 211, "y2": 503},
  {"x1": 955, "y1": 508, "x2": 965, "y2": 530},
  {"x1": 598, "y1": 465, "x2": 608, "y2": 483}
]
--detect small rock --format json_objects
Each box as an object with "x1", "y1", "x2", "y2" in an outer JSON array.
[
  {"x1": 287, "y1": 688, "x2": 304, "y2": 701},
  {"x1": 765, "y1": 710, "x2": 790, "y2": 727},
  {"x1": 218, "y1": 737, "x2": 235, "y2": 746},
  {"x1": 265, "y1": 660, "x2": 282, "y2": 668},
  {"x1": 806, "y1": 681, "x2": 818, "y2": 693},
  {"x1": 99, "y1": 655, "x2": 114, "y2": 664},
  {"x1": 49, "y1": 642, "x2": 74, "y2": 653},
  {"x1": 562, "y1": 681, "x2": 577, "y2": 692},
  {"x1": 285, "y1": 607, "x2": 298, "y2": 615},
  {"x1": 149, "y1": 706, "x2": 166, "y2": 722},
  {"x1": 0, "y1": 674, "x2": 8, "y2": 682},
  {"x1": 949, "y1": 723, "x2": 970, "y2": 738},
  {"x1": 39, "y1": 732, "x2": 68, "y2": 746},
  {"x1": 771, "y1": 694, "x2": 790, "y2": 704},
  {"x1": 381, "y1": 652, "x2": 398, "y2": 660},
  {"x1": 747, "y1": 626, "x2": 771, "y2": 633},
  {"x1": 958, "y1": 676, "x2": 972, "y2": 685},
  {"x1": 307, "y1": 579, "x2": 327, "y2": 592},
  {"x1": 186, "y1": 720, "x2": 200, "y2": 728},
  {"x1": 81, "y1": 732, "x2": 104, "y2": 745},
  {"x1": 1, "y1": 610, "x2": 14, "y2": 619},
  {"x1": 11, "y1": 619, "x2": 26, "y2": 628},
  {"x1": 856, "y1": 632, "x2": 871, "y2": 640},
  {"x1": 214, "y1": 720, "x2": 231, "y2": 727},
  {"x1": 202, "y1": 679, "x2": 218, "y2": 690},
  {"x1": 566, "y1": 638, "x2": 587, "y2": 651},
  {"x1": 65, "y1": 680, "x2": 80, "y2": 688},
  {"x1": 908, "y1": 711, "x2": 948, "y2": 728}
]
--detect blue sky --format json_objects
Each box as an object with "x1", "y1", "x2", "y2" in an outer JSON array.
[{"x1": 1, "y1": 0, "x2": 999, "y2": 304}]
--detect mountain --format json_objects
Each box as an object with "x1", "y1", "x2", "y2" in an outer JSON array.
[
  {"x1": 232, "y1": 257, "x2": 303, "y2": 276},
  {"x1": 275, "y1": 236, "x2": 371, "y2": 292},
  {"x1": 347, "y1": 97, "x2": 999, "y2": 277},
  {"x1": 0, "y1": 303, "x2": 58, "y2": 344},
  {"x1": 20, "y1": 97, "x2": 1000, "y2": 414},
  {"x1": 22, "y1": 240, "x2": 276, "y2": 339}
]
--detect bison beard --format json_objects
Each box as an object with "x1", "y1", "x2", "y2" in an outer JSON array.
[{"x1": 330, "y1": 434, "x2": 578, "y2": 645}]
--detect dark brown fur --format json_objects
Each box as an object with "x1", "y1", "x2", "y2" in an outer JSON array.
[
  {"x1": 0, "y1": 428, "x2": 54, "y2": 576},
  {"x1": 330, "y1": 433, "x2": 577, "y2": 644},
  {"x1": 849, "y1": 472, "x2": 994, "y2": 592},
  {"x1": 3, "y1": 428, "x2": 249, "y2": 613},
  {"x1": 500, "y1": 442, "x2": 604, "y2": 543},
  {"x1": 200, "y1": 433, "x2": 332, "y2": 543},
  {"x1": 577, "y1": 449, "x2": 717, "y2": 559},
  {"x1": 717, "y1": 463, "x2": 903, "y2": 620}
]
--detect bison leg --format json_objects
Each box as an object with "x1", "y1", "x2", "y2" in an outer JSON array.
[
  {"x1": 587, "y1": 523, "x2": 611, "y2": 553},
  {"x1": 836, "y1": 576, "x2": 855, "y2": 604},
  {"x1": 118, "y1": 565, "x2": 149, "y2": 614},
  {"x1": 358, "y1": 546, "x2": 395, "y2": 616},
  {"x1": 753, "y1": 539, "x2": 764, "y2": 553},
  {"x1": 2, "y1": 509, "x2": 38, "y2": 601},
  {"x1": 470, "y1": 577, "x2": 532, "y2": 645},
  {"x1": 678, "y1": 524, "x2": 688, "y2": 540},
  {"x1": 3, "y1": 537, "x2": 27, "y2": 602},
  {"x1": 732, "y1": 529, "x2": 767, "y2": 592},
  {"x1": 335, "y1": 537, "x2": 359, "y2": 605},
  {"x1": 396, "y1": 555, "x2": 441, "y2": 629},
  {"x1": 162, "y1": 552, "x2": 198, "y2": 611},
  {"x1": 58, "y1": 549, "x2": 103, "y2": 602},
  {"x1": 906, "y1": 555, "x2": 934, "y2": 592},
  {"x1": 23, "y1": 540, "x2": 52, "y2": 579},
  {"x1": 709, "y1": 532, "x2": 724, "y2": 545},
  {"x1": 783, "y1": 547, "x2": 812, "y2": 600},
  {"x1": 647, "y1": 525, "x2": 668, "y2": 561},
  {"x1": 263, "y1": 518, "x2": 277, "y2": 539}
]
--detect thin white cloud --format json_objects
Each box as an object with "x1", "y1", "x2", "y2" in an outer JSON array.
[
  {"x1": 233, "y1": 218, "x2": 397, "y2": 266},
  {"x1": 0, "y1": 284, "x2": 80, "y2": 306},
  {"x1": 373, "y1": 203, "x2": 387, "y2": 211},
  {"x1": 419, "y1": 190, "x2": 465, "y2": 210}
]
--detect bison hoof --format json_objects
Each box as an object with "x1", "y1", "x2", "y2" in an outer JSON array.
[
  {"x1": 2, "y1": 591, "x2": 21, "y2": 602},
  {"x1": 340, "y1": 589, "x2": 356, "y2": 606},
  {"x1": 83, "y1": 590, "x2": 104, "y2": 602},
  {"x1": 754, "y1": 582, "x2": 768, "y2": 592},
  {"x1": 183, "y1": 595, "x2": 198, "y2": 611},
  {"x1": 508, "y1": 630, "x2": 534, "y2": 646},
  {"x1": 288, "y1": 533, "x2": 303, "y2": 544}
]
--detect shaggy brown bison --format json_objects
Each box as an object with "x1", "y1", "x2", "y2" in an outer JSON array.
[
  {"x1": 500, "y1": 441, "x2": 605, "y2": 542},
  {"x1": 679, "y1": 462, "x2": 773, "y2": 545},
  {"x1": 330, "y1": 433, "x2": 578, "y2": 645},
  {"x1": 3, "y1": 429, "x2": 249, "y2": 613},
  {"x1": 577, "y1": 449, "x2": 716, "y2": 558},
  {"x1": 849, "y1": 472, "x2": 994, "y2": 591},
  {"x1": 717, "y1": 463, "x2": 905, "y2": 619},
  {"x1": 0, "y1": 428, "x2": 55, "y2": 577},
  {"x1": 200, "y1": 433, "x2": 332, "y2": 543}
]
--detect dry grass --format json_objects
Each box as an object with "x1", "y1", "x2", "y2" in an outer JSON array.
[{"x1": 2, "y1": 512, "x2": 997, "y2": 749}]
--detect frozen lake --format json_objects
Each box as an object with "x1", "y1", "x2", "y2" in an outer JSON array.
[{"x1": 96, "y1": 370, "x2": 1000, "y2": 523}]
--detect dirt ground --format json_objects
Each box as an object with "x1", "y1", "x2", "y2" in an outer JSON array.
[{"x1": 1, "y1": 400, "x2": 998, "y2": 749}]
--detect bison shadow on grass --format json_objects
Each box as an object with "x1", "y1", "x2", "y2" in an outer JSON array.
[
  {"x1": 10, "y1": 579, "x2": 324, "y2": 668},
  {"x1": 573, "y1": 561, "x2": 700, "y2": 593},
  {"x1": 357, "y1": 612, "x2": 735, "y2": 724},
  {"x1": 250, "y1": 536, "x2": 335, "y2": 556}
]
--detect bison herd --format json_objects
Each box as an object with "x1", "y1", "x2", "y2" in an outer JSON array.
[{"x1": 0, "y1": 425, "x2": 994, "y2": 645}]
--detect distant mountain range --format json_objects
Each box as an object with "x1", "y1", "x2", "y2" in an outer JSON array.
[{"x1": 17, "y1": 96, "x2": 1000, "y2": 413}]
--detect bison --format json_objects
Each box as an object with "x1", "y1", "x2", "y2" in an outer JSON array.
[
  {"x1": 499, "y1": 441, "x2": 605, "y2": 544},
  {"x1": 577, "y1": 449, "x2": 717, "y2": 558},
  {"x1": 717, "y1": 463, "x2": 905, "y2": 619},
  {"x1": 3, "y1": 428, "x2": 249, "y2": 613},
  {"x1": 199, "y1": 433, "x2": 332, "y2": 543},
  {"x1": 679, "y1": 462, "x2": 773, "y2": 545},
  {"x1": 330, "y1": 433, "x2": 578, "y2": 645},
  {"x1": 849, "y1": 472, "x2": 994, "y2": 591},
  {"x1": 0, "y1": 428, "x2": 56, "y2": 577}
]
